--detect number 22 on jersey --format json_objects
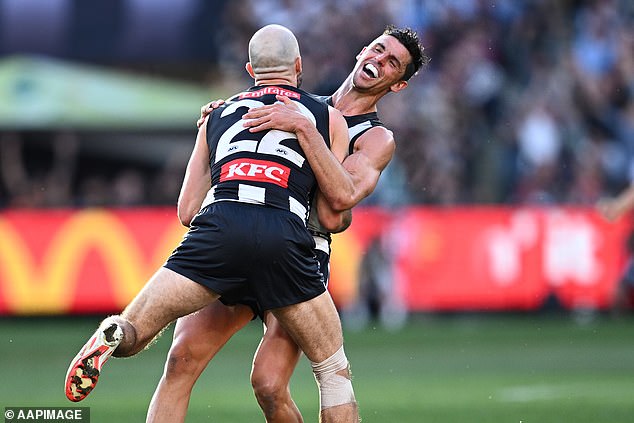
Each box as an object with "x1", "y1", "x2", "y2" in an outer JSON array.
[{"x1": 214, "y1": 99, "x2": 316, "y2": 168}]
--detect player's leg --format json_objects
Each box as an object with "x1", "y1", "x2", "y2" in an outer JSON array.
[
  {"x1": 65, "y1": 267, "x2": 219, "y2": 402},
  {"x1": 147, "y1": 302, "x2": 254, "y2": 423},
  {"x1": 272, "y1": 291, "x2": 358, "y2": 423},
  {"x1": 254, "y1": 211, "x2": 353, "y2": 421},
  {"x1": 251, "y1": 243, "x2": 330, "y2": 423},
  {"x1": 251, "y1": 312, "x2": 303, "y2": 423}
]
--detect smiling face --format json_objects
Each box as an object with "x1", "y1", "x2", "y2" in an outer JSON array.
[{"x1": 352, "y1": 34, "x2": 412, "y2": 94}]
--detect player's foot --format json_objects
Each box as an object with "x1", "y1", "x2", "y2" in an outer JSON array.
[{"x1": 65, "y1": 321, "x2": 123, "y2": 402}]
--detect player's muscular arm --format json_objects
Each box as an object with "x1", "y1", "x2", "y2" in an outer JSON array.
[
  {"x1": 243, "y1": 96, "x2": 356, "y2": 211},
  {"x1": 316, "y1": 190, "x2": 353, "y2": 233},
  {"x1": 312, "y1": 111, "x2": 354, "y2": 232},
  {"x1": 314, "y1": 128, "x2": 394, "y2": 233},
  {"x1": 342, "y1": 126, "x2": 396, "y2": 204},
  {"x1": 315, "y1": 106, "x2": 357, "y2": 209},
  {"x1": 177, "y1": 117, "x2": 211, "y2": 227}
]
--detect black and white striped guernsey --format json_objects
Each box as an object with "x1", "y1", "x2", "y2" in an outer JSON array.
[{"x1": 200, "y1": 85, "x2": 331, "y2": 223}]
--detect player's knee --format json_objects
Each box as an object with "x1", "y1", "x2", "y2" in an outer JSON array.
[
  {"x1": 164, "y1": 342, "x2": 204, "y2": 382},
  {"x1": 251, "y1": 369, "x2": 287, "y2": 409},
  {"x1": 310, "y1": 346, "x2": 356, "y2": 410}
]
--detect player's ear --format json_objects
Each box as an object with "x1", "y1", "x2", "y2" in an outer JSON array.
[
  {"x1": 295, "y1": 56, "x2": 302, "y2": 75},
  {"x1": 389, "y1": 80, "x2": 408, "y2": 93},
  {"x1": 245, "y1": 62, "x2": 255, "y2": 79}
]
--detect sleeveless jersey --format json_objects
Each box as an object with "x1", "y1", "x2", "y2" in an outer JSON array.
[
  {"x1": 201, "y1": 85, "x2": 331, "y2": 223},
  {"x1": 307, "y1": 96, "x2": 385, "y2": 239}
]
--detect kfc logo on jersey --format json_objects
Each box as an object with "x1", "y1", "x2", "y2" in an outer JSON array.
[
  {"x1": 239, "y1": 86, "x2": 301, "y2": 100},
  {"x1": 221, "y1": 158, "x2": 290, "y2": 188}
]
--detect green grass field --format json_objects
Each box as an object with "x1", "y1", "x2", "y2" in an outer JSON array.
[{"x1": 1, "y1": 314, "x2": 634, "y2": 422}]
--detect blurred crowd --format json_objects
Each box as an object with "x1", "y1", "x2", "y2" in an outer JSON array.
[
  {"x1": 1, "y1": 0, "x2": 633, "y2": 208},
  {"x1": 0, "y1": 131, "x2": 186, "y2": 208}
]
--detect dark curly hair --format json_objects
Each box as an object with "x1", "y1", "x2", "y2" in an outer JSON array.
[{"x1": 383, "y1": 25, "x2": 430, "y2": 81}]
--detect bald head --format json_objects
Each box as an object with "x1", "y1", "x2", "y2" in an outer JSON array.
[{"x1": 248, "y1": 24, "x2": 300, "y2": 78}]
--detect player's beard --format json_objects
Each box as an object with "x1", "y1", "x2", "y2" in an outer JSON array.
[{"x1": 297, "y1": 71, "x2": 303, "y2": 88}]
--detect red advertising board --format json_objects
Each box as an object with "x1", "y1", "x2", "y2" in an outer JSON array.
[{"x1": 0, "y1": 207, "x2": 630, "y2": 315}]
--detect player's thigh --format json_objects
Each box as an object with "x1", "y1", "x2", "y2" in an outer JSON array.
[
  {"x1": 122, "y1": 267, "x2": 220, "y2": 343},
  {"x1": 252, "y1": 313, "x2": 301, "y2": 383},
  {"x1": 271, "y1": 291, "x2": 343, "y2": 363},
  {"x1": 173, "y1": 302, "x2": 254, "y2": 360}
]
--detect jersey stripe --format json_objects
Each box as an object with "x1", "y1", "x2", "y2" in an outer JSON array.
[
  {"x1": 348, "y1": 121, "x2": 373, "y2": 141},
  {"x1": 238, "y1": 184, "x2": 265, "y2": 204}
]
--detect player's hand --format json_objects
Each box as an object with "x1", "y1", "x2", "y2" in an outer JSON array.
[
  {"x1": 196, "y1": 99, "x2": 225, "y2": 128},
  {"x1": 242, "y1": 95, "x2": 308, "y2": 133}
]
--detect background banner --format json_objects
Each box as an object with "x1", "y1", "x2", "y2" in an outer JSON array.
[{"x1": 0, "y1": 207, "x2": 630, "y2": 315}]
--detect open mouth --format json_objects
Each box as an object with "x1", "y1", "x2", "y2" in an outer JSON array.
[{"x1": 362, "y1": 63, "x2": 379, "y2": 78}]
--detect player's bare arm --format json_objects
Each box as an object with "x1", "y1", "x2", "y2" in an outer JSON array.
[
  {"x1": 315, "y1": 190, "x2": 353, "y2": 233},
  {"x1": 311, "y1": 107, "x2": 354, "y2": 231},
  {"x1": 177, "y1": 117, "x2": 211, "y2": 227},
  {"x1": 243, "y1": 95, "x2": 356, "y2": 211},
  {"x1": 312, "y1": 128, "x2": 397, "y2": 234},
  {"x1": 342, "y1": 125, "x2": 396, "y2": 202}
]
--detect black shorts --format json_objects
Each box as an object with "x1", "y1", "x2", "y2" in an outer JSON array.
[
  {"x1": 218, "y1": 237, "x2": 331, "y2": 319},
  {"x1": 164, "y1": 201, "x2": 326, "y2": 311}
]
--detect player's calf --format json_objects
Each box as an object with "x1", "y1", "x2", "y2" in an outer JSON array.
[{"x1": 310, "y1": 345, "x2": 356, "y2": 410}]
